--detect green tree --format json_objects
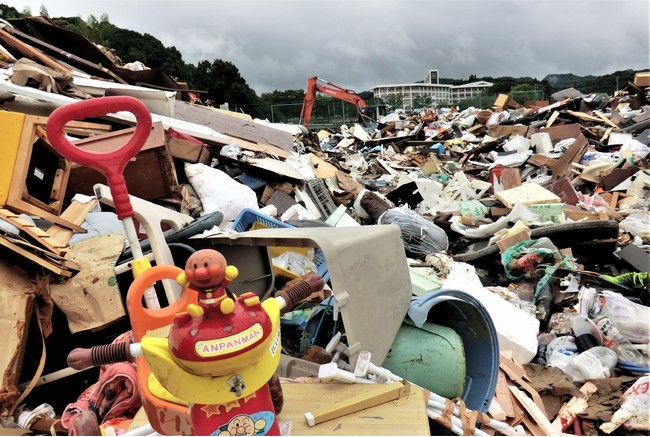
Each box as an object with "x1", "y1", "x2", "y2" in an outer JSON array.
[
  {"x1": 39, "y1": 5, "x2": 48, "y2": 17},
  {"x1": 383, "y1": 94, "x2": 404, "y2": 111},
  {"x1": 21, "y1": 6, "x2": 31, "y2": 16},
  {"x1": 190, "y1": 59, "x2": 258, "y2": 113},
  {"x1": 0, "y1": 4, "x2": 23, "y2": 19},
  {"x1": 412, "y1": 95, "x2": 432, "y2": 109}
]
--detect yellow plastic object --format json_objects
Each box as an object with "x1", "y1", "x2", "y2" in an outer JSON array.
[
  {"x1": 141, "y1": 297, "x2": 281, "y2": 405},
  {"x1": 131, "y1": 257, "x2": 153, "y2": 277},
  {"x1": 147, "y1": 372, "x2": 188, "y2": 406},
  {"x1": 0, "y1": 111, "x2": 26, "y2": 205}
]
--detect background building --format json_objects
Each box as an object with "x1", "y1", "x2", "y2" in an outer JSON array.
[{"x1": 372, "y1": 69, "x2": 492, "y2": 110}]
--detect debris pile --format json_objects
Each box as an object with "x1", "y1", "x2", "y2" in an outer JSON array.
[{"x1": 0, "y1": 15, "x2": 648, "y2": 437}]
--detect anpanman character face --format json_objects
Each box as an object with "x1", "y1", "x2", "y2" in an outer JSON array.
[
  {"x1": 226, "y1": 415, "x2": 255, "y2": 435},
  {"x1": 185, "y1": 249, "x2": 227, "y2": 289}
]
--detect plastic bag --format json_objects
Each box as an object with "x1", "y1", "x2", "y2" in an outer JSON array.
[
  {"x1": 185, "y1": 163, "x2": 258, "y2": 221},
  {"x1": 619, "y1": 212, "x2": 650, "y2": 240},
  {"x1": 621, "y1": 375, "x2": 650, "y2": 430},
  {"x1": 378, "y1": 207, "x2": 449, "y2": 258},
  {"x1": 579, "y1": 287, "x2": 650, "y2": 344},
  {"x1": 272, "y1": 250, "x2": 317, "y2": 277}
]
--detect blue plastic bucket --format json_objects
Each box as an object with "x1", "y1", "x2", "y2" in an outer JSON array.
[{"x1": 404, "y1": 289, "x2": 500, "y2": 413}]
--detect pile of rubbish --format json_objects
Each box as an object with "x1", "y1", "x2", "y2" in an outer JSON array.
[{"x1": 0, "y1": 14, "x2": 648, "y2": 437}]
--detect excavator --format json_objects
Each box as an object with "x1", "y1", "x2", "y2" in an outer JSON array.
[{"x1": 299, "y1": 76, "x2": 387, "y2": 128}]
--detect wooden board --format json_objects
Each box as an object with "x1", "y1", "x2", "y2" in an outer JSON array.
[
  {"x1": 508, "y1": 386, "x2": 558, "y2": 435},
  {"x1": 495, "y1": 183, "x2": 561, "y2": 209},
  {"x1": 0, "y1": 208, "x2": 67, "y2": 255},
  {"x1": 308, "y1": 153, "x2": 339, "y2": 179},
  {"x1": 0, "y1": 234, "x2": 72, "y2": 277},
  {"x1": 277, "y1": 382, "x2": 430, "y2": 436},
  {"x1": 551, "y1": 133, "x2": 589, "y2": 180},
  {"x1": 173, "y1": 101, "x2": 295, "y2": 152},
  {"x1": 46, "y1": 198, "x2": 97, "y2": 245}
]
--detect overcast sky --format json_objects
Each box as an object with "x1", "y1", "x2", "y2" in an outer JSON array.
[{"x1": 3, "y1": 0, "x2": 649, "y2": 95}]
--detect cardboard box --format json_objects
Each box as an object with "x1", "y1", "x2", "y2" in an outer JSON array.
[
  {"x1": 634, "y1": 71, "x2": 650, "y2": 87},
  {"x1": 167, "y1": 136, "x2": 210, "y2": 164}
]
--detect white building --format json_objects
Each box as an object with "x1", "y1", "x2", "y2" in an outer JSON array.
[{"x1": 372, "y1": 69, "x2": 492, "y2": 109}]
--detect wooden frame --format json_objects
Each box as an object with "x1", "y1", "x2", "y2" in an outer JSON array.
[{"x1": 4, "y1": 114, "x2": 83, "y2": 230}]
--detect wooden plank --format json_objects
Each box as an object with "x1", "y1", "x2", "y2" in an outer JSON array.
[
  {"x1": 46, "y1": 198, "x2": 97, "y2": 245},
  {"x1": 528, "y1": 154, "x2": 558, "y2": 168},
  {"x1": 173, "y1": 101, "x2": 296, "y2": 152},
  {"x1": 546, "y1": 110, "x2": 560, "y2": 128},
  {"x1": 551, "y1": 381, "x2": 597, "y2": 432},
  {"x1": 0, "y1": 208, "x2": 67, "y2": 255},
  {"x1": 304, "y1": 381, "x2": 411, "y2": 426},
  {"x1": 494, "y1": 370, "x2": 515, "y2": 418},
  {"x1": 500, "y1": 354, "x2": 548, "y2": 416},
  {"x1": 0, "y1": 234, "x2": 71, "y2": 277},
  {"x1": 488, "y1": 398, "x2": 507, "y2": 421},
  {"x1": 566, "y1": 110, "x2": 603, "y2": 123},
  {"x1": 508, "y1": 386, "x2": 558, "y2": 435},
  {"x1": 278, "y1": 381, "x2": 430, "y2": 436},
  {"x1": 0, "y1": 28, "x2": 71, "y2": 74},
  {"x1": 64, "y1": 120, "x2": 113, "y2": 131},
  {"x1": 593, "y1": 111, "x2": 621, "y2": 130},
  {"x1": 308, "y1": 153, "x2": 339, "y2": 179},
  {"x1": 552, "y1": 133, "x2": 589, "y2": 180}
]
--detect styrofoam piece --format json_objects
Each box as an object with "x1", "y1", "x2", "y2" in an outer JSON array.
[
  {"x1": 531, "y1": 132, "x2": 553, "y2": 153},
  {"x1": 442, "y1": 262, "x2": 539, "y2": 364},
  {"x1": 196, "y1": 224, "x2": 412, "y2": 367}
]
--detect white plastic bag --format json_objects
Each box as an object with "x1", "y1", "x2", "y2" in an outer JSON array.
[
  {"x1": 185, "y1": 163, "x2": 258, "y2": 221},
  {"x1": 621, "y1": 375, "x2": 649, "y2": 431},
  {"x1": 579, "y1": 287, "x2": 650, "y2": 344}
]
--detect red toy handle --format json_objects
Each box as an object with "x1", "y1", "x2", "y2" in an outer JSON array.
[{"x1": 46, "y1": 96, "x2": 153, "y2": 219}]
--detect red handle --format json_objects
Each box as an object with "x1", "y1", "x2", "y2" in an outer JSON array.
[{"x1": 46, "y1": 96, "x2": 153, "y2": 219}]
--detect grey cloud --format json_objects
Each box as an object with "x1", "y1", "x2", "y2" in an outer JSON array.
[{"x1": 6, "y1": 0, "x2": 649, "y2": 94}]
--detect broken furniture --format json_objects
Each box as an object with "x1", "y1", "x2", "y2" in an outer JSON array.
[
  {"x1": 0, "y1": 110, "x2": 81, "y2": 231},
  {"x1": 65, "y1": 120, "x2": 178, "y2": 205}
]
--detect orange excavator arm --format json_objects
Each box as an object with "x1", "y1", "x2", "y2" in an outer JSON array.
[{"x1": 300, "y1": 76, "x2": 367, "y2": 127}]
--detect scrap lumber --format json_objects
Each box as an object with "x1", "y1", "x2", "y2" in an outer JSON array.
[
  {"x1": 494, "y1": 370, "x2": 516, "y2": 418},
  {"x1": 499, "y1": 353, "x2": 547, "y2": 416},
  {"x1": 0, "y1": 208, "x2": 67, "y2": 256},
  {"x1": 593, "y1": 111, "x2": 621, "y2": 130},
  {"x1": 3, "y1": 25, "x2": 128, "y2": 84},
  {"x1": 488, "y1": 398, "x2": 507, "y2": 421},
  {"x1": 552, "y1": 133, "x2": 589, "y2": 180},
  {"x1": 0, "y1": 27, "x2": 71, "y2": 74},
  {"x1": 45, "y1": 198, "x2": 98, "y2": 246},
  {"x1": 546, "y1": 111, "x2": 561, "y2": 127},
  {"x1": 508, "y1": 386, "x2": 559, "y2": 435},
  {"x1": 551, "y1": 381, "x2": 598, "y2": 433},
  {"x1": 0, "y1": 233, "x2": 76, "y2": 277}
]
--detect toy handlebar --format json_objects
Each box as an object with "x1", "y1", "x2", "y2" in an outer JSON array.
[{"x1": 46, "y1": 96, "x2": 153, "y2": 220}]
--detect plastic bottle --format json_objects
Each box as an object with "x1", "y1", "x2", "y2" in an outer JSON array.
[
  {"x1": 594, "y1": 315, "x2": 646, "y2": 366},
  {"x1": 546, "y1": 335, "x2": 578, "y2": 371},
  {"x1": 564, "y1": 346, "x2": 618, "y2": 382}
]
